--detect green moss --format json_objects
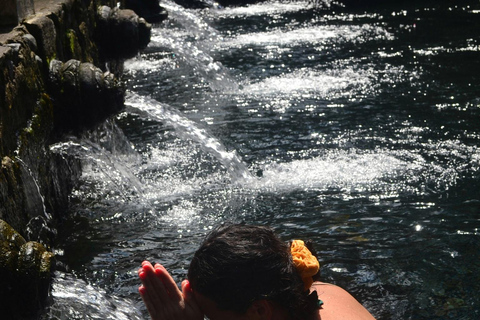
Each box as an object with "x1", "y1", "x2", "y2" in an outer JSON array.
[
  {"x1": 37, "y1": 93, "x2": 54, "y2": 126},
  {"x1": 46, "y1": 52, "x2": 56, "y2": 67},
  {"x1": 0, "y1": 219, "x2": 26, "y2": 271},
  {"x1": 17, "y1": 242, "x2": 45, "y2": 274},
  {"x1": 0, "y1": 219, "x2": 26, "y2": 251},
  {"x1": 66, "y1": 28, "x2": 84, "y2": 60},
  {"x1": 17, "y1": 93, "x2": 55, "y2": 155},
  {"x1": 0, "y1": 219, "x2": 54, "y2": 320},
  {"x1": 66, "y1": 29, "x2": 77, "y2": 55},
  {"x1": 39, "y1": 251, "x2": 55, "y2": 276}
]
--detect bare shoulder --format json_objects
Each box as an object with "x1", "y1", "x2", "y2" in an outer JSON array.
[{"x1": 311, "y1": 282, "x2": 376, "y2": 320}]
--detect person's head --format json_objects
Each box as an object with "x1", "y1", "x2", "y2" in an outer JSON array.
[{"x1": 187, "y1": 224, "x2": 320, "y2": 320}]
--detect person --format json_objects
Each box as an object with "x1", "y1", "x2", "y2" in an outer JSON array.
[{"x1": 138, "y1": 224, "x2": 376, "y2": 320}]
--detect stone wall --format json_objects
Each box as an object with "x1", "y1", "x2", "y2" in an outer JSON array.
[
  {"x1": 0, "y1": 0, "x2": 35, "y2": 26},
  {"x1": 0, "y1": 0, "x2": 157, "y2": 318}
]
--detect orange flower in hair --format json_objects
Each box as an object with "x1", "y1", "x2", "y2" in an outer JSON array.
[{"x1": 291, "y1": 240, "x2": 320, "y2": 290}]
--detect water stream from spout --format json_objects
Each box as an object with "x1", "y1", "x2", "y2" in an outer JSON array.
[
  {"x1": 15, "y1": 157, "x2": 50, "y2": 220},
  {"x1": 125, "y1": 93, "x2": 253, "y2": 182}
]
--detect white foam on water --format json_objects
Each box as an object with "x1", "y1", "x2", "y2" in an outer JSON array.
[
  {"x1": 212, "y1": 1, "x2": 317, "y2": 18},
  {"x1": 45, "y1": 272, "x2": 143, "y2": 320},
  {"x1": 240, "y1": 68, "x2": 371, "y2": 98},
  {"x1": 219, "y1": 24, "x2": 393, "y2": 49},
  {"x1": 246, "y1": 150, "x2": 423, "y2": 196},
  {"x1": 124, "y1": 56, "x2": 177, "y2": 74}
]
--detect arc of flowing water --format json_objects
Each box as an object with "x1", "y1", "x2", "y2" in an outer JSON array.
[
  {"x1": 149, "y1": 1, "x2": 239, "y2": 92},
  {"x1": 50, "y1": 139, "x2": 146, "y2": 200},
  {"x1": 15, "y1": 157, "x2": 57, "y2": 243},
  {"x1": 15, "y1": 157, "x2": 50, "y2": 220},
  {"x1": 125, "y1": 93, "x2": 253, "y2": 182}
]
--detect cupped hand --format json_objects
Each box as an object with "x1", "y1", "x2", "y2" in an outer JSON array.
[{"x1": 138, "y1": 261, "x2": 204, "y2": 320}]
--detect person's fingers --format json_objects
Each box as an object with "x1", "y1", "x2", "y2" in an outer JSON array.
[
  {"x1": 139, "y1": 268, "x2": 164, "y2": 317},
  {"x1": 181, "y1": 280, "x2": 192, "y2": 299},
  {"x1": 140, "y1": 263, "x2": 171, "y2": 304},
  {"x1": 182, "y1": 280, "x2": 203, "y2": 318},
  {"x1": 139, "y1": 262, "x2": 170, "y2": 316},
  {"x1": 154, "y1": 263, "x2": 183, "y2": 302},
  {"x1": 182, "y1": 279, "x2": 198, "y2": 307},
  {"x1": 139, "y1": 285, "x2": 160, "y2": 319},
  {"x1": 139, "y1": 261, "x2": 202, "y2": 319}
]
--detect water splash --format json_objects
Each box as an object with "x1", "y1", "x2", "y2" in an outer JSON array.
[
  {"x1": 212, "y1": 0, "x2": 318, "y2": 18},
  {"x1": 219, "y1": 24, "x2": 393, "y2": 49},
  {"x1": 240, "y1": 68, "x2": 373, "y2": 101},
  {"x1": 247, "y1": 149, "x2": 423, "y2": 197},
  {"x1": 147, "y1": 1, "x2": 238, "y2": 91},
  {"x1": 43, "y1": 272, "x2": 143, "y2": 320},
  {"x1": 49, "y1": 121, "x2": 145, "y2": 204},
  {"x1": 125, "y1": 93, "x2": 252, "y2": 182},
  {"x1": 161, "y1": 0, "x2": 218, "y2": 39}
]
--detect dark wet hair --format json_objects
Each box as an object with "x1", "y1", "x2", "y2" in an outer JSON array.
[{"x1": 187, "y1": 224, "x2": 320, "y2": 320}]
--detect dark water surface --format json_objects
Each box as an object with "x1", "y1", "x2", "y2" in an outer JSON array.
[{"x1": 46, "y1": 1, "x2": 480, "y2": 319}]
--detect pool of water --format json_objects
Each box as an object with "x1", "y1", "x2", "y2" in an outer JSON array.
[{"x1": 45, "y1": 1, "x2": 480, "y2": 319}]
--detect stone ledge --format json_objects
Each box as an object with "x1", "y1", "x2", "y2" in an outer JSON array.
[{"x1": 34, "y1": 0, "x2": 72, "y2": 14}]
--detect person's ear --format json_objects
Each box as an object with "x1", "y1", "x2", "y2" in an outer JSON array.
[{"x1": 246, "y1": 299, "x2": 273, "y2": 320}]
